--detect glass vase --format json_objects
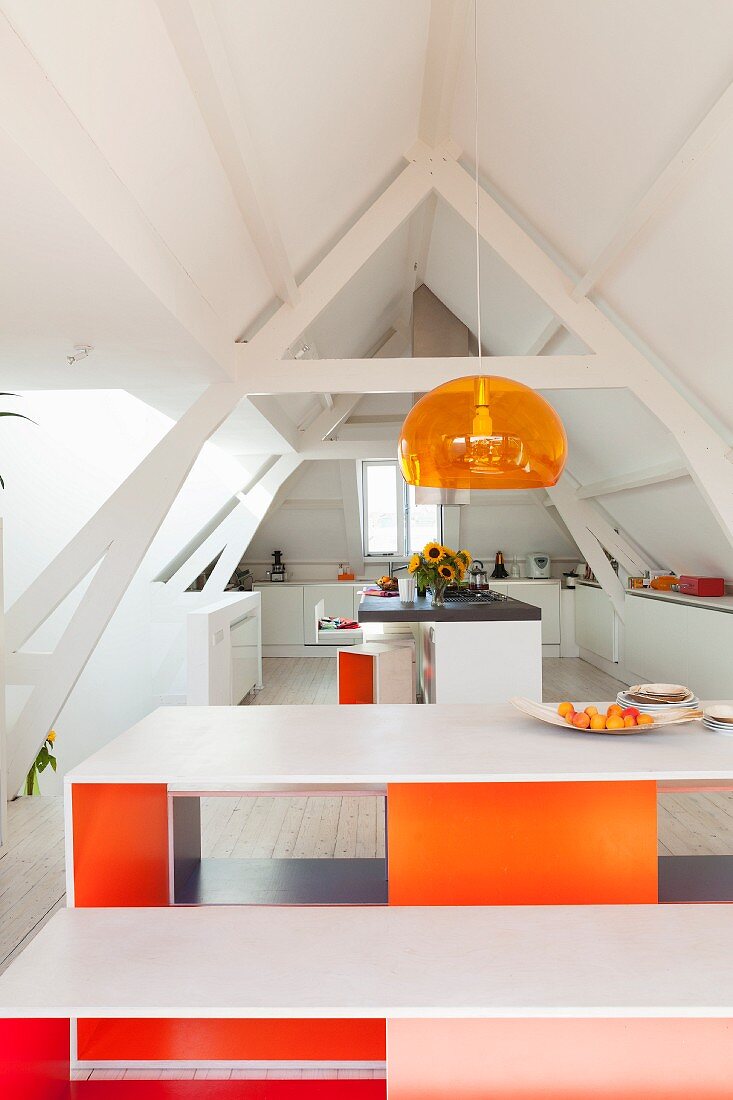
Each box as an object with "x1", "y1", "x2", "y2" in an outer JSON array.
[{"x1": 431, "y1": 581, "x2": 447, "y2": 608}]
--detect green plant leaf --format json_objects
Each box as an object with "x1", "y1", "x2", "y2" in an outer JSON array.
[{"x1": 49, "y1": 756, "x2": 57, "y2": 772}]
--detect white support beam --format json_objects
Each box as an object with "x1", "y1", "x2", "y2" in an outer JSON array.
[
  {"x1": 155, "y1": 0, "x2": 299, "y2": 306},
  {"x1": 576, "y1": 461, "x2": 689, "y2": 500},
  {"x1": 6, "y1": 383, "x2": 240, "y2": 795},
  {"x1": 419, "y1": 0, "x2": 470, "y2": 148},
  {"x1": 432, "y1": 151, "x2": 733, "y2": 550},
  {"x1": 247, "y1": 395, "x2": 300, "y2": 452},
  {"x1": 525, "y1": 318, "x2": 563, "y2": 355},
  {"x1": 546, "y1": 477, "x2": 628, "y2": 621},
  {"x1": 396, "y1": 193, "x2": 438, "y2": 335},
  {"x1": 300, "y1": 395, "x2": 364, "y2": 446},
  {"x1": 237, "y1": 355, "x2": 616, "y2": 395},
  {"x1": 0, "y1": 10, "x2": 234, "y2": 378},
  {"x1": 237, "y1": 158, "x2": 434, "y2": 362},
  {"x1": 572, "y1": 79, "x2": 733, "y2": 300}
]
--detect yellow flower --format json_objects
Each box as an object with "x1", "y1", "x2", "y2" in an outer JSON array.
[
  {"x1": 408, "y1": 554, "x2": 420, "y2": 574},
  {"x1": 424, "y1": 541, "x2": 446, "y2": 562},
  {"x1": 438, "y1": 563, "x2": 455, "y2": 581},
  {"x1": 456, "y1": 560, "x2": 466, "y2": 579},
  {"x1": 47, "y1": 730, "x2": 56, "y2": 744},
  {"x1": 457, "y1": 549, "x2": 472, "y2": 567}
]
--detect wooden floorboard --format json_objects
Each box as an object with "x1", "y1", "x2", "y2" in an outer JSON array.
[{"x1": 1, "y1": 654, "x2": 729, "y2": 1079}]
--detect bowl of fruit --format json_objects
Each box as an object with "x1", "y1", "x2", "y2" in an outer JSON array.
[
  {"x1": 377, "y1": 575, "x2": 398, "y2": 592},
  {"x1": 510, "y1": 697, "x2": 701, "y2": 733}
]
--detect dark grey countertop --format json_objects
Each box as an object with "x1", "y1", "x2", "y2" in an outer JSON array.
[{"x1": 357, "y1": 593, "x2": 541, "y2": 623}]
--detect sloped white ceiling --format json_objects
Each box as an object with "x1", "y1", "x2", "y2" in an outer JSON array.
[
  {"x1": 451, "y1": 0, "x2": 733, "y2": 273},
  {"x1": 213, "y1": 0, "x2": 429, "y2": 278}
]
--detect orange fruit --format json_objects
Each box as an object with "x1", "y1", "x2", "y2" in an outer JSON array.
[
  {"x1": 624, "y1": 715, "x2": 637, "y2": 727},
  {"x1": 589, "y1": 714, "x2": 607, "y2": 731},
  {"x1": 622, "y1": 706, "x2": 640, "y2": 719},
  {"x1": 637, "y1": 714, "x2": 654, "y2": 726},
  {"x1": 572, "y1": 712, "x2": 591, "y2": 729},
  {"x1": 606, "y1": 715, "x2": 625, "y2": 730},
  {"x1": 584, "y1": 705, "x2": 599, "y2": 717},
  {"x1": 565, "y1": 712, "x2": 576, "y2": 725},
  {"x1": 557, "y1": 702, "x2": 574, "y2": 718}
]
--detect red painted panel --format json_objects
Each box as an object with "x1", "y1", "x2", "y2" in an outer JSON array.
[
  {"x1": 71, "y1": 1084, "x2": 384, "y2": 1098},
  {"x1": 72, "y1": 784, "x2": 169, "y2": 906},
  {"x1": 387, "y1": 781, "x2": 658, "y2": 904},
  {"x1": 338, "y1": 652, "x2": 374, "y2": 704},
  {"x1": 71, "y1": 1083, "x2": 384, "y2": 1098},
  {"x1": 77, "y1": 1018, "x2": 386, "y2": 1062},
  {"x1": 388, "y1": 1018, "x2": 733, "y2": 1098},
  {"x1": 0, "y1": 1018, "x2": 70, "y2": 1099}
]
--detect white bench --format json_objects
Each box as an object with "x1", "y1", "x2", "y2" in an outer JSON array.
[{"x1": 314, "y1": 596, "x2": 363, "y2": 646}]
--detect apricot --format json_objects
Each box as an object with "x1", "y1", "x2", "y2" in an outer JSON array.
[
  {"x1": 589, "y1": 714, "x2": 607, "y2": 731},
  {"x1": 557, "y1": 702, "x2": 574, "y2": 718},
  {"x1": 637, "y1": 713, "x2": 654, "y2": 726},
  {"x1": 565, "y1": 712, "x2": 577, "y2": 725},
  {"x1": 572, "y1": 712, "x2": 591, "y2": 729},
  {"x1": 607, "y1": 704, "x2": 624, "y2": 718},
  {"x1": 622, "y1": 706, "x2": 640, "y2": 719},
  {"x1": 606, "y1": 715, "x2": 625, "y2": 730},
  {"x1": 584, "y1": 705, "x2": 599, "y2": 718},
  {"x1": 623, "y1": 715, "x2": 638, "y2": 727}
]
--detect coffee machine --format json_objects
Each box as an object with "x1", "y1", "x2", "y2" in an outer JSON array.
[{"x1": 269, "y1": 549, "x2": 287, "y2": 582}]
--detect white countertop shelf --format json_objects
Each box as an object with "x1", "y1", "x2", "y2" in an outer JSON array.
[
  {"x1": 626, "y1": 586, "x2": 733, "y2": 615},
  {"x1": 2, "y1": 904, "x2": 733, "y2": 1019},
  {"x1": 64, "y1": 703, "x2": 733, "y2": 789}
]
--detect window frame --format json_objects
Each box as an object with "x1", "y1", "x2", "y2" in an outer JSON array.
[{"x1": 361, "y1": 459, "x2": 442, "y2": 559}]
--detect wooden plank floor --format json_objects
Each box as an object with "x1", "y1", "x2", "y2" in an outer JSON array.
[{"x1": 2, "y1": 655, "x2": 732, "y2": 1080}]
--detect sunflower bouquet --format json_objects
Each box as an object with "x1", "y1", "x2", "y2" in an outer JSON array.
[{"x1": 407, "y1": 543, "x2": 472, "y2": 607}]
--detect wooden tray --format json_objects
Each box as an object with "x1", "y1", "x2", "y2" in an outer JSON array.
[{"x1": 510, "y1": 697, "x2": 703, "y2": 734}]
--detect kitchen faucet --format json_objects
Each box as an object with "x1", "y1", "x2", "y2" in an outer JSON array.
[{"x1": 389, "y1": 561, "x2": 408, "y2": 579}]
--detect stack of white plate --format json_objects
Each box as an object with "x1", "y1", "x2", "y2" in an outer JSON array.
[
  {"x1": 616, "y1": 683, "x2": 700, "y2": 714},
  {"x1": 702, "y1": 705, "x2": 733, "y2": 734}
]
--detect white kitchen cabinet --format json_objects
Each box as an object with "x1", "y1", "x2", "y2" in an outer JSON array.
[
  {"x1": 640, "y1": 598, "x2": 688, "y2": 686},
  {"x1": 303, "y1": 584, "x2": 359, "y2": 644},
  {"x1": 507, "y1": 582, "x2": 560, "y2": 645},
  {"x1": 488, "y1": 582, "x2": 508, "y2": 595},
  {"x1": 258, "y1": 585, "x2": 305, "y2": 645},
  {"x1": 674, "y1": 606, "x2": 733, "y2": 699},
  {"x1": 575, "y1": 583, "x2": 617, "y2": 663},
  {"x1": 623, "y1": 590, "x2": 647, "y2": 676}
]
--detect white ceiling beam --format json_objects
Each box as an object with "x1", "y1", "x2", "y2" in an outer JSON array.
[
  {"x1": 246, "y1": 395, "x2": 300, "y2": 452},
  {"x1": 299, "y1": 440, "x2": 396, "y2": 461},
  {"x1": 419, "y1": 0, "x2": 470, "y2": 148},
  {"x1": 237, "y1": 355, "x2": 617, "y2": 395},
  {"x1": 155, "y1": 0, "x2": 299, "y2": 306},
  {"x1": 572, "y1": 79, "x2": 733, "y2": 301},
  {"x1": 396, "y1": 193, "x2": 438, "y2": 336},
  {"x1": 301, "y1": 395, "x2": 363, "y2": 446},
  {"x1": 576, "y1": 460, "x2": 689, "y2": 501},
  {"x1": 432, "y1": 150, "x2": 733, "y2": 550},
  {"x1": 237, "y1": 158, "x2": 433, "y2": 363},
  {"x1": 545, "y1": 477, "x2": 628, "y2": 620},
  {"x1": 0, "y1": 10, "x2": 234, "y2": 379},
  {"x1": 370, "y1": 327, "x2": 411, "y2": 359},
  {"x1": 525, "y1": 319, "x2": 563, "y2": 355}
]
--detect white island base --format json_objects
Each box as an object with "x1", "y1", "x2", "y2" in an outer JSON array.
[{"x1": 418, "y1": 618, "x2": 542, "y2": 704}]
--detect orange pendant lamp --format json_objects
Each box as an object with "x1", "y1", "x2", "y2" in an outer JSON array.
[
  {"x1": 398, "y1": 1, "x2": 567, "y2": 494},
  {"x1": 398, "y1": 375, "x2": 567, "y2": 491}
]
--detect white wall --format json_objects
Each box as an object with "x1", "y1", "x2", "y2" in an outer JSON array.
[{"x1": 0, "y1": 389, "x2": 247, "y2": 793}]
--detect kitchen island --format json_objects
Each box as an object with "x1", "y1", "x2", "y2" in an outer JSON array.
[{"x1": 358, "y1": 590, "x2": 542, "y2": 704}]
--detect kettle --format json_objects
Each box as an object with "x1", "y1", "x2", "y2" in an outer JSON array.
[{"x1": 468, "y1": 560, "x2": 490, "y2": 591}]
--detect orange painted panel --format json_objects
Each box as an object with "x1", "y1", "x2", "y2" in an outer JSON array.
[
  {"x1": 388, "y1": 1018, "x2": 733, "y2": 1098},
  {"x1": 338, "y1": 651, "x2": 374, "y2": 705},
  {"x1": 387, "y1": 781, "x2": 657, "y2": 904},
  {"x1": 72, "y1": 783, "x2": 169, "y2": 907},
  {"x1": 77, "y1": 1018, "x2": 386, "y2": 1062}
]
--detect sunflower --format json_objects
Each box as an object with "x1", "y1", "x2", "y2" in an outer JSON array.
[
  {"x1": 455, "y1": 559, "x2": 466, "y2": 580},
  {"x1": 456, "y1": 549, "x2": 472, "y2": 567},
  {"x1": 438, "y1": 562, "x2": 455, "y2": 581},
  {"x1": 424, "y1": 541, "x2": 446, "y2": 563},
  {"x1": 407, "y1": 553, "x2": 420, "y2": 574}
]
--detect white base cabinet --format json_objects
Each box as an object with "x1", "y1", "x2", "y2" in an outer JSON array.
[
  {"x1": 575, "y1": 583, "x2": 618, "y2": 663},
  {"x1": 418, "y1": 618, "x2": 542, "y2": 705},
  {"x1": 259, "y1": 586, "x2": 305, "y2": 646},
  {"x1": 625, "y1": 593, "x2": 733, "y2": 698}
]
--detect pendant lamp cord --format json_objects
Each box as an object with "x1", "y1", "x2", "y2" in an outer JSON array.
[{"x1": 473, "y1": 0, "x2": 482, "y2": 370}]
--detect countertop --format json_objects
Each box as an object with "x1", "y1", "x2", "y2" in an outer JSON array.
[
  {"x1": 1, "y1": 904, "x2": 732, "y2": 1018},
  {"x1": 254, "y1": 578, "x2": 561, "y2": 587},
  {"x1": 358, "y1": 593, "x2": 541, "y2": 623},
  {"x1": 64, "y1": 702, "x2": 733, "y2": 789},
  {"x1": 577, "y1": 579, "x2": 733, "y2": 615}
]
